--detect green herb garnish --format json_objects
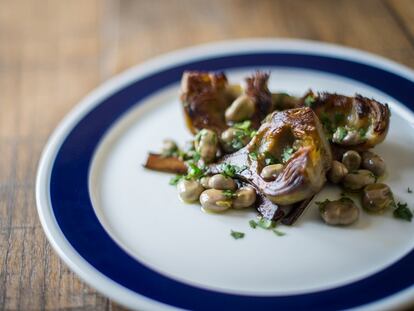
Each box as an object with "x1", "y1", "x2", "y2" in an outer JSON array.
[
  {"x1": 191, "y1": 151, "x2": 201, "y2": 162},
  {"x1": 230, "y1": 230, "x2": 245, "y2": 239},
  {"x1": 359, "y1": 127, "x2": 368, "y2": 138},
  {"x1": 249, "y1": 220, "x2": 257, "y2": 228},
  {"x1": 169, "y1": 175, "x2": 183, "y2": 185},
  {"x1": 393, "y1": 202, "x2": 413, "y2": 222},
  {"x1": 233, "y1": 120, "x2": 252, "y2": 131},
  {"x1": 221, "y1": 163, "x2": 237, "y2": 177},
  {"x1": 223, "y1": 189, "x2": 237, "y2": 199},
  {"x1": 186, "y1": 162, "x2": 205, "y2": 180},
  {"x1": 250, "y1": 217, "x2": 285, "y2": 237},
  {"x1": 220, "y1": 163, "x2": 246, "y2": 178},
  {"x1": 304, "y1": 95, "x2": 316, "y2": 108},
  {"x1": 273, "y1": 229, "x2": 286, "y2": 236},
  {"x1": 282, "y1": 147, "x2": 294, "y2": 163},
  {"x1": 264, "y1": 152, "x2": 279, "y2": 165},
  {"x1": 231, "y1": 134, "x2": 245, "y2": 150},
  {"x1": 336, "y1": 126, "x2": 348, "y2": 142},
  {"x1": 228, "y1": 121, "x2": 257, "y2": 151},
  {"x1": 257, "y1": 217, "x2": 276, "y2": 229},
  {"x1": 249, "y1": 151, "x2": 259, "y2": 160}
]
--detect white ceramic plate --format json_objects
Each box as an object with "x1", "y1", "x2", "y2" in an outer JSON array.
[{"x1": 36, "y1": 39, "x2": 414, "y2": 310}]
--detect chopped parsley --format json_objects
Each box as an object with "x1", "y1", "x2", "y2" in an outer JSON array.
[
  {"x1": 393, "y1": 202, "x2": 413, "y2": 222},
  {"x1": 249, "y1": 217, "x2": 286, "y2": 237},
  {"x1": 191, "y1": 151, "x2": 201, "y2": 162},
  {"x1": 228, "y1": 121, "x2": 257, "y2": 151},
  {"x1": 273, "y1": 229, "x2": 286, "y2": 236},
  {"x1": 220, "y1": 163, "x2": 247, "y2": 178},
  {"x1": 264, "y1": 152, "x2": 279, "y2": 165},
  {"x1": 249, "y1": 220, "x2": 257, "y2": 228},
  {"x1": 336, "y1": 126, "x2": 348, "y2": 142},
  {"x1": 169, "y1": 162, "x2": 206, "y2": 185},
  {"x1": 169, "y1": 175, "x2": 183, "y2": 185},
  {"x1": 186, "y1": 162, "x2": 205, "y2": 180},
  {"x1": 257, "y1": 217, "x2": 275, "y2": 229},
  {"x1": 230, "y1": 133, "x2": 246, "y2": 150},
  {"x1": 249, "y1": 151, "x2": 259, "y2": 160},
  {"x1": 304, "y1": 95, "x2": 316, "y2": 108},
  {"x1": 282, "y1": 146, "x2": 294, "y2": 163},
  {"x1": 408, "y1": 187, "x2": 412, "y2": 193},
  {"x1": 230, "y1": 230, "x2": 245, "y2": 239},
  {"x1": 249, "y1": 151, "x2": 279, "y2": 164},
  {"x1": 359, "y1": 127, "x2": 368, "y2": 138},
  {"x1": 233, "y1": 120, "x2": 257, "y2": 138},
  {"x1": 233, "y1": 120, "x2": 252, "y2": 131},
  {"x1": 223, "y1": 189, "x2": 237, "y2": 199}
]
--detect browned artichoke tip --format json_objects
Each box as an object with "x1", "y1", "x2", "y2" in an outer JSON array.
[
  {"x1": 319, "y1": 198, "x2": 359, "y2": 226},
  {"x1": 180, "y1": 72, "x2": 230, "y2": 134},
  {"x1": 361, "y1": 151, "x2": 386, "y2": 177},
  {"x1": 327, "y1": 161, "x2": 348, "y2": 184},
  {"x1": 342, "y1": 150, "x2": 361, "y2": 172},
  {"x1": 342, "y1": 169, "x2": 376, "y2": 190},
  {"x1": 362, "y1": 183, "x2": 394, "y2": 213}
]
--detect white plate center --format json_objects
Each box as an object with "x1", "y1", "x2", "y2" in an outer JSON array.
[{"x1": 89, "y1": 69, "x2": 414, "y2": 295}]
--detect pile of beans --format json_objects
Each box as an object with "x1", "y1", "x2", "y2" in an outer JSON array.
[
  {"x1": 177, "y1": 174, "x2": 256, "y2": 212},
  {"x1": 322, "y1": 149, "x2": 393, "y2": 226}
]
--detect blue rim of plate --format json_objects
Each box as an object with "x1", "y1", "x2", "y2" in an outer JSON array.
[{"x1": 48, "y1": 50, "x2": 414, "y2": 310}]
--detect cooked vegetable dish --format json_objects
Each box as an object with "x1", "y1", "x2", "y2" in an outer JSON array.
[{"x1": 144, "y1": 71, "x2": 411, "y2": 227}]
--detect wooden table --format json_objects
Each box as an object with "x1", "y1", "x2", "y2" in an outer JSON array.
[{"x1": 1, "y1": 0, "x2": 414, "y2": 309}]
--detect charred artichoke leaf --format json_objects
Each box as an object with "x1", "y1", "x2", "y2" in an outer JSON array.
[
  {"x1": 180, "y1": 71, "x2": 233, "y2": 134},
  {"x1": 243, "y1": 72, "x2": 273, "y2": 129},
  {"x1": 210, "y1": 107, "x2": 332, "y2": 205},
  {"x1": 144, "y1": 153, "x2": 187, "y2": 174}
]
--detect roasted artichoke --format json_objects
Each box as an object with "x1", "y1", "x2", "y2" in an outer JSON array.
[
  {"x1": 180, "y1": 71, "x2": 233, "y2": 134},
  {"x1": 180, "y1": 71, "x2": 274, "y2": 134},
  {"x1": 210, "y1": 107, "x2": 332, "y2": 205},
  {"x1": 274, "y1": 91, "x2": 391, "y2": 150}
]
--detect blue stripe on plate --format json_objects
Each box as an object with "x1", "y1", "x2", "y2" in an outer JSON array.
[{"x1": 50, "y1": 53, "x2": 414, "y2": 310}]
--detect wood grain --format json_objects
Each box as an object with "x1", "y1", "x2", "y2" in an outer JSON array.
[{"x1": 0, "y1": 0, "x2": 413, "y2": 309}]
